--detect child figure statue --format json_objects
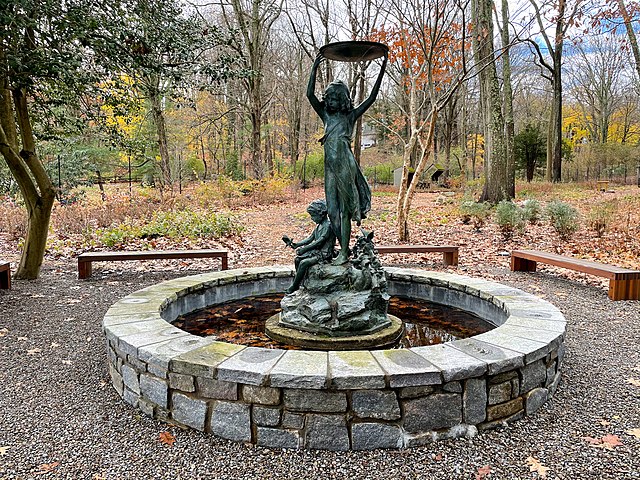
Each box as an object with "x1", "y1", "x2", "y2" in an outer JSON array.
[
  {"x1": 307, "y1": 52, "x2": 387, "y2": 264},
  {"x1": 282, "y1": 199, "x2": 336, "y2": 293}
]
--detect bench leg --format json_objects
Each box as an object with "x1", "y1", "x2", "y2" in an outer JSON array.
[
  {"x1": 78, "y1": 261, "x2": 92, "y2": 279},
  {"x1": 443, "y1": 251, "x2": 458, "y2": 266},
  {"x1": 511, "y1": 256, "x2": 537, "y2": 272},
  {"x1": 609, "y1": 279, "x2": 640, "y2": 301},
  {"x1": 221, "y1": 255, "x2": 228, "y2": 270},
  {"x1": 0, "y1": 269, "x2": 10, "y2": 289}
]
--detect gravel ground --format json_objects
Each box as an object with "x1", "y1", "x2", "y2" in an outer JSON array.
[{"x1": 1, "y1": 259, "x2": 640, "y2": 480}]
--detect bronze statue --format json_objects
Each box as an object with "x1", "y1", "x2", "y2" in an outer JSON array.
[
  {"x1": 282, "y1": 199, "x2": 336, "y2": 293},
  {"x1": 306, "y1": 49, "x2": 387, "y2": 264}
]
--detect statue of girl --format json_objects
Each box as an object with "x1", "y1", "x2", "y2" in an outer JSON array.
[{"x1": 307, "y1": 52, "x2": 387, "y2": 264}]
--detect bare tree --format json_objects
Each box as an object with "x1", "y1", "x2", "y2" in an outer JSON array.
[
  {"x1": 473, "y1": 0, "x2": 508, "y2": 202},
  {"x1": 567, "y1": 35, "x2": 626, "y2": 143},
  {"x1": 526, "y1": 0, "x2": 586, "y2": 182},
  {"x1": 220, "y1": 0, "x2": 283, "y2": 178}
]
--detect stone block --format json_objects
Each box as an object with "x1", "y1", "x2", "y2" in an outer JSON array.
[
  {"x1": 479, "y1": 409, "x2": 524, "y2": 430},
  {"x1": 545, "y1": 360, "x2": 557, "y2": 387},
  {"x1": 305, "y1": 414, "x2": 349, "y2": 451},
  {"x1": 217, "y1": 347, "x2": 285, "y2": 385},
  {"x1": 463, "y1": 378, "x2": 487, "y2": 424},
  {"x1": 139, "y1": 373, "x2": 168, "y2": 408},
  {"x1": 146, "y1": 363, "x2": 167, "y2": 379},
  {"x1": 548, "y1": 371, "x2": 561, "y2": 395},
  {"x1": 170, "y1": 342, "x2": 245, "y2": 378},
  {"x1": 197, "y1": 378, "x2": 238, "y2": 400},
  {"x1": 123, "y1": 388, "x2": 139, "y2": 407},
  {"x1": 451, "y1": 339, "x2": 524, "y2": 375},
  {"x1": 525, "y1": 387, "x2": 549, "y2": 414},
  {"x1": 172, "y1": 392, "x2": 207, "y2": 430},
  {"x1": 486, "y1": 398, "x2": 523, "y2": 422},
  {"x1": 328, "y1": 351, "x2": 386, "y2": 389},
  {"x1": 404, "y1": 393, "x2": 462, "y2": 432},
  {"x1": 127, "y1": 355, "x2": 147, "y2": 373},
  {"x1": 443, "y1": 381, "x2": 462, "y2": 393},
  {"x1": 121, "y1": 364, "x2": 141, "y2": 394},
  {"x1": 413, "y1": 343, "x2": 487, "y2": 382},
  {"x1": 269, "y1": 351, "x2": 327, "y2": 389},
  {"x1": 488, "y1": 371, "x2": 517, "y2": 385},
  {"x1": 371, "y1": 349, "x2": 441, "y2": 388},
  {"x1": 399, "y1": 386, "x2": 435, "y2": 399},
  {"x1": 253, "y1": 406, "x2": 281, "y2": 427},
  {"x1": 104, "y1": 319, "x2": 168, "y2": 344},
  {"x1": 138, "y1": 398, "x2": 155, "y2": 417},
  {"x1": 118, "y1": 327, "x2": 189, "y2": 357},
  {"x1": 284, "y1": 390, "x2": 347, "y2": 413},
  {"x1": 282, "y1": 412, "x2": 305, "y2": 429},
  {"x1": 473, "y1": 328, "x2": 550, "y2": 364},
  {"x1": 169, "y1": 372, "x2": 195, "y2": 392},
  {"x1": 109, "y1": 363, "x2": 124, "y2": 396},
  {"x1": 352, "y1": 390, "x2": 400, "y2": 420},
  {"x1": 243, "y1": 385, "x2": 281, "y2": 405},
  {"x1": 351, "y1": 423, "x2": 402, "y2": 450},
  {"x1": 488, "y1": 382, "x2": 511, "y2": 405},
  {"x1": 256, "y1": 427, "x2": 300, "y2": 449},
  {"x1": 210, "y1": 401, "x2": 251, "y2": 442},
  {"x1": 138, "y1": 336, "x2": 215, "y2": 369},
  {"x1": 520, "y1": 360, "x2": 546, "y2": 394}
]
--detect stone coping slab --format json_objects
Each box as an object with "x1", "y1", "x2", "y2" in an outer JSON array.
[
  {"x1": 103, "y1": 266, "x2": 566, "y2": 450},
  {"x1": 104, "y1": 266, "x2": 565, "y2": 390}
]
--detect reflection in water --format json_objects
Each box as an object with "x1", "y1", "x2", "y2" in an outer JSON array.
[{"x1": 172, "y1": 294, "x2": 494, "y2": 350}]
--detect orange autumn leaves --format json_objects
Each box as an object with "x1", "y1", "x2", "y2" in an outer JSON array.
[{"x1": 370, "y1": 21, "x2": 468, "y2": 91}]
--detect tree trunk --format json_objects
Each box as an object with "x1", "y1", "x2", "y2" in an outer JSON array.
[
  {"x1": 618, "y1": 0, "x2": 640, "y2": 81},
  {"x1": 473, "y1": 0, "x2": 508, "y2": 202},
  {"x1": 396, "y1": 106, "x2": 438, "y2": 242},
  {"x1": 149, "y1": 81, "x2": 172, "y2": 188},
  {"x1": 0, "y1": 80, "x2": 56, "y2": 279},
  {"x1": 501, "y1": 0, "x2": 515, "y2": 197}
]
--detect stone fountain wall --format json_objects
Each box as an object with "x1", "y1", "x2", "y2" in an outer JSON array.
[{"x1": 103, "y1": 267, "x2": 565, "y2": 450}]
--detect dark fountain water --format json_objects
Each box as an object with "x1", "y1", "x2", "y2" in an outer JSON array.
[{"x1": 172, "y1": 294, "x2": 493, "y2": 350}]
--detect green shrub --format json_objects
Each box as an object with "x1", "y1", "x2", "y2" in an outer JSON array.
[
  {"x1": 587, "y1": 200, "x2": 618, "y2": 237},
  {"x1": 459, "y1": 200, "x2": 491, "y2": 230},
  {"x1": 96, "y1": 209, "x2": 244, "y2": 247},
  {"x1": 521, "y1": 199, "x2": 541, "y2": 224},
  {"x1": 545, "y1": 200, "x2": 579, "y2": 240},
  {"x1": 495, "y1": 201, "x2": 525, "y2": 238}
]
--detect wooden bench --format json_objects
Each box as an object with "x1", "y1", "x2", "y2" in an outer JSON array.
[
  {"x1": 376, "y1": 245, "x2": 459, "y2": 266},
  {"x1": 511, "y1": 249, "x2": 640, "y2": 301},
  {"x1": 0, "y1": 262, "x2": 11, "y2": 289},
  {"x1": 78, "y1": 249, "x2": 228, "y2": 279}
]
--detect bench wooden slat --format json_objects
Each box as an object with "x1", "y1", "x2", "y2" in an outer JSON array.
[
  {"x1": 511, "y1": 249, "x2": 640, "y2": 301},
  {"x1": 78, "y1": 249, "x2": 228, "y2": 279},
  {"x1": 78, "y1": 249, "x2": 227, "y2": 262},
  {"x1": 376, "y1": 245, "x2": 459, "y2": 266},
  {"x1": 0, "y1": 262, "x2": 10, "y2": 289}
]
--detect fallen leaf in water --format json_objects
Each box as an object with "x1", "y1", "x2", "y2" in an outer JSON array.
[
  {"x1": 526, "y1": 456, "x2": 549, "y2": 478},
  {"x1": 627, "y1": 378, "x2": 640, "y2": 387},
  {"x1": 0, "y1": 446, "x2": 8, "y2": 455},
  {"x1": 476, "y1": 465, "x2": 491, "y2": 479},
  {"x1": 600, "y1": 419, "x2": 611, "y2": 426},
  {"x1": 27, "y1": 348, "x2": 42, "y2": 355},
  {"x1": 159, "y1": 431, "x2": 175, "y2": 446}
]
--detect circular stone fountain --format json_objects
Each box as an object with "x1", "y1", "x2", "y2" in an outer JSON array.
[{"x1": 103, "y1": 266, "x2": 565, "y2": 450}]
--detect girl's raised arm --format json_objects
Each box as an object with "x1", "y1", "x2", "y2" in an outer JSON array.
[
  {"x1": 307, "y1": 55, "x2": 324, "y2": 116},
  {"x1": 353, "y1": 55, "x2": 387, "y2": 120}
]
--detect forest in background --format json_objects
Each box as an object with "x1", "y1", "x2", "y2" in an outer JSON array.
[{"x1": 2, "y1": 0, "x2": 640, "y2": 278}]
